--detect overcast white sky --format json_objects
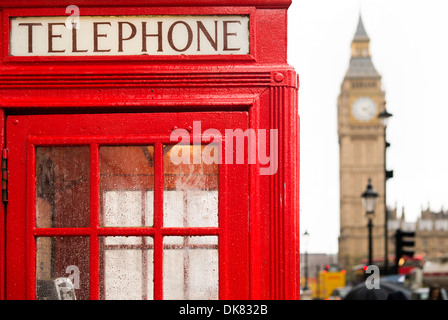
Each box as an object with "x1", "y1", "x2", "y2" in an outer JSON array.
[{"x1": 288, "y1": 0, "x2": 448, "y2": 253}]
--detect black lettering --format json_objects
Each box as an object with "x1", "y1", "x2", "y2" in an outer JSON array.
[
  {"x1": 118, "y1": 21, "x2": 137, "y2": 52},
  {"x1": 223, "y1": 20, "x2": 241, "y2": 51},
  {"x1": 197, "y1": 21, "x2": 218, "y2": 51},
  {"x1": 142, "y1": 21, "x2": 163, "y2": 52},
  {"x1": 72, "y1": 23, "x2": 88, "y2": 53},
  {"x1": 168, "y1": 21, "x2": 193, "y2": 52},
  {"x1": 18, "y1": 23, "x2": 43, "y2": 53},
  {"x1": 48, "y1": 23, "x2": 65, "y2": 53},
  {"x1": 93, "y1": 22, "x2": 111, "y2": 52}
]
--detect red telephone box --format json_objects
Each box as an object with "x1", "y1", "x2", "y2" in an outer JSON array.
[{"x1": 0, "y1": 0, "x2": 299, "y2": 300}]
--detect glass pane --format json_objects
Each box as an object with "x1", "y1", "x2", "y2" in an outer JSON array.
[
  {"x1": 100, "y1": 236, "x2": 153, "y2": 300},
  {"x1": 100, "y1": 146, "x2": 154, "y2": 227},
  {"x1": 35, "y1": 147, "x2": 90, "y2": 228},
  {"x1": 163, "y1": 145, "x2": 218, "y2": 227},
  {"x1": 163, "y1": 236, "x2": 218, "y2": 300},
  {"x1": 36, "y1": 236, "x2": 90, "y2": 300},
  {"x1": 102, "y1": 191, "x2": 154, "y2": 227}
]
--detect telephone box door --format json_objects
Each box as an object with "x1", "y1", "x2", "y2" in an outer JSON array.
[{"x1": 6, "y1": 112, "x2": 249, "y2": 300}]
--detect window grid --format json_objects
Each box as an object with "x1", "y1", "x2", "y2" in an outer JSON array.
[{"x1": 33, "y1": 142, "x2": 220, "y2": 300}]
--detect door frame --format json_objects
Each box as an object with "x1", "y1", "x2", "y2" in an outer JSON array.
[{"x1": 6, "y1": 112, "x2": 250, "y2": 300}]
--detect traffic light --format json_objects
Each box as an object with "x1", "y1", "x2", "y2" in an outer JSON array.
[{"x1": 395, "y1": 229, "x2": 415, "y2": 273}]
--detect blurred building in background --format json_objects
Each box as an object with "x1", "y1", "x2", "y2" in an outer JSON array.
[
  {"x1": 337, "y1": 15, "x2": 388, "y2": 271},
  {"x1": 337, "y1": 15, "x2": 448, "y2": 278},
  {"x1": 389, "y1": 206, "x2": 448, "y2": 259}
]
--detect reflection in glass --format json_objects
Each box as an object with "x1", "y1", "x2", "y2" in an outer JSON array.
[
  {"x1": 35, "y1": 236, "x2": 90, "y2": 300},
  {"x1": 163, "y1": 236, "x2": 218, "y2": 300},
  {"x1": 100, "y1": 236, "x2": 154, "y2": 300},
  {"x1": 35, "y1": 147, "x2": 90, "y2": 228},
  {"x1": 99, "y1": 146, "x2": 154, "y2": 227},
  {"x1": 163, "y1": 145, "x2": 219, "y2": 227}
]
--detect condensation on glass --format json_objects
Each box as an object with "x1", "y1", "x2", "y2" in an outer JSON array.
[
  {"x1": 35, "y1": 146, "x2": 91, "y2": 300},
  {"x1": 100, "y1": 146, "x2": 155, "y2": 227},
  {"x1": 163, "y1": 145, "x2": 219, "y2": 228},
  {"x1": 35, "y1": 146, "x2": 90, "y2": 228},
  {"x1": 34, "y1": 144, "x2": 219, "y2": 300},
  {"x1": 35, "y1": 236, "x2": 89, "y2": 300},
  {"x1": 99, "y1": 236, "x2": 154, "y2": 300},
  {"x1": 162, "y1": 145, "x2": 219, "y2": 299},
  {"x1": 163, "y1": 236, "x2": 218, "y2": 300}
]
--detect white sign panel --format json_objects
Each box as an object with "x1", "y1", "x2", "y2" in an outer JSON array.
[{"x1": 10, "y1": 15, "x2": 250, "y2": 56}]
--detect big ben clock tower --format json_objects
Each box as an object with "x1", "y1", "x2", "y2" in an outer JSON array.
[{"x1": 337, "y1": 16, "x2": 387, "y2": 270}]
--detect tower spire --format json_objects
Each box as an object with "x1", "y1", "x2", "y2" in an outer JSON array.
[
  {"x1": 345, "y1": 14, "x2": 379, "y2": 78},
  {"x1": 354, "y1": 14, "x2": 369, "y2": 41}
]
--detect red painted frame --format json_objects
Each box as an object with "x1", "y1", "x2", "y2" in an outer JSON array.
[
  {"x1": 0, "y1": 0, "x2": 299, "y2": 300},
  {"x1": 7, "y1": 112, "x2": 249, "y2": 300}
]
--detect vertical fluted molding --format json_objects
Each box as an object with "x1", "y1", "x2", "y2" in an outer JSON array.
[{"x1": 270, "y1": 83, "x2": 299, "y2": 299}]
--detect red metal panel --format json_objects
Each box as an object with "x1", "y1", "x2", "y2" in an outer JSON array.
[
  {"x1": 6, "y1": 112, "x2": 250, "y2": 299},
  {"x1": 256, "y1": 9, "x2": 288, "y2": 64},
  {"x1": 0, "y1": 108, "x2": 4, "y2": 300},
  {"x1": 0, "y1": 0, "x2": 299, "y2": 300},
  {"x1": 89, "y1": 144, "x2": 100, "y2": 300},
  {"x1": 4, "y1": 91, "x2": 299, "y2": 300},
  {"x1": 153, "y1": 142, "x2": 164, "y2": 300},
  {"x1": 25, "y1": 143, "x2": 35, "y2": 299}
]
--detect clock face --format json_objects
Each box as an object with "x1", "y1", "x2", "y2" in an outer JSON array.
[{"x1": 352, "y1": 97, "x2": 377, "y2": 121}]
